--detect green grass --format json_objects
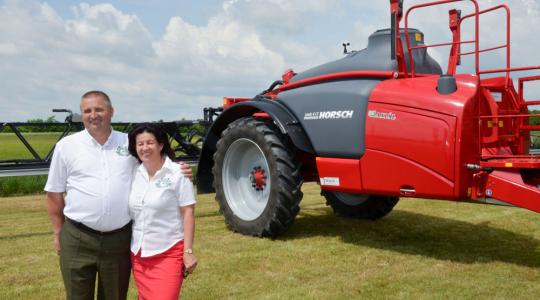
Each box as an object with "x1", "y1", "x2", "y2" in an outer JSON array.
[
  {"x1": 0, "y1": 133, "x2": 58, "y2": 196},
  {"x1": 0, "y1": 132, "x2": 61, "y2": 160},
  {"x1": 0, "y1": 175, "x2": 47, "y2": 197},
  {"x1": 1, "y1": 183, "x2": 539, "y2": 299}
]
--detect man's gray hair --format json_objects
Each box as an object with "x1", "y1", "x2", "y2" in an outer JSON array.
[{"x1": 81, "y1": 91, "x2": 113, "y2": 108}]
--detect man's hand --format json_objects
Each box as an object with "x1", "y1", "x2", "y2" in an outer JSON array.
[
  {"x1": 179, "y1": 161, "x2": 193, "y2": 181},
  {"x1": 53, "y1": 233, "x2": 61, "y2": 255},
  {"x1": 45, "y1": 192, "x2": 65, "y2": 255}
]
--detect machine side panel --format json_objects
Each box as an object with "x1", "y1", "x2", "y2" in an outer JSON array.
[
  {"x1": 360, "y1": 149, "x2": 455, "y2": 199},
  {"x1": 316, "y1": 157, "x2": 363, "y2": 193},
  {"x1": 278, "y1": 79, "x2": 381, "y2": 158},
  {"x1": 365, "y1": 102, "x2": 457, "y2": 181},
  {"x1": 368, "y1": 74, "x2": 479, "y2": 199}
]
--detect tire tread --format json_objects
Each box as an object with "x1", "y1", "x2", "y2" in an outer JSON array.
[{"x1": 213, "y1": 117, "x2": 303, "y2": 237}]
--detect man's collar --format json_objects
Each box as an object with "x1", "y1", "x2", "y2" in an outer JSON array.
[{"x1": 82, "y1": 128, "x2": 114, "y2": 147}]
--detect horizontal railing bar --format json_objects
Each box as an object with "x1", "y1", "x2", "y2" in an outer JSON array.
[
  {"x1": 0, "y1": 167, "x2": 50, "y2": 178},
  {"x1": 519, "y1": 125, "x2": 540, "y2": 130},
  {"x1": 521, "y1": 101, "x2": 540, "y2": 106},
  {"x1": 479, "y1": 114, "x2": 540, "y2": 118},
  {"x1": 481, "y1": 156, "x2": 540, "y2": 159},
  {"x1": 479, "y1": 65, "x2": 540, "y2": 75},
  {"x1": 410, "y1": 40, "x2": 475, "y2": 50},
  {"x1": 460, "y1": 44, "x2": 506, "y2": 56}
]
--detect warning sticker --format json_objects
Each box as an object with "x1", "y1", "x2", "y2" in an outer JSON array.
[{"x1": 320, "y1": 177, "x2": 340, "y2": 186}]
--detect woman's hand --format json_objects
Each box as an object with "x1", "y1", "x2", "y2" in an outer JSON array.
[
  {"x1": 181, "y1": 204, "x2": 196, "y2": 277},
  {"x1": 184, "y1": 253, "x2": 197, "y2": 275}
]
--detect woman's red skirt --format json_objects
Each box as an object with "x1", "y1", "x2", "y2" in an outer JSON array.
[{"x1": 131, "y1": 240, "x2": 185, "y2": 300}]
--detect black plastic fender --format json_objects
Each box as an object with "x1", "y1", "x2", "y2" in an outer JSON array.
[{"x1": 196, "y1": 99, "x2": 314, "y2": 193}]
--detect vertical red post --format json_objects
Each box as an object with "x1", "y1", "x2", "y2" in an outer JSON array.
[
  {"x1": 390, "y1": 0, "x2": 408, "y2": 76},
  {"x1": 447, "y1": 9, "x2": 461, "y2": 75}
]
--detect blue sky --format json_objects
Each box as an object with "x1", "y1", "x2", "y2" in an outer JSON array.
[
  {"x1": 47, "y1": 0, "x2": 225, "y2": 36},
  {"x1": 1, "y1": 0, "x2": 539, "y2": 122}
]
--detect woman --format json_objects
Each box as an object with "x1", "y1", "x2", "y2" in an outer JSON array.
[{"x1": 127, "y1": 123, "x2": 197, "y2": 299}]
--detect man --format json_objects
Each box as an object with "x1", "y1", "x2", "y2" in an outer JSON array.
[{"x1": 45, "y1": 91, "x2": 192, "y2": 300}]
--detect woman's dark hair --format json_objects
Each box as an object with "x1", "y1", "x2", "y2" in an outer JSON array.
[{"x1": 128, "y1": 123, "x2": 175, "y2": 162}]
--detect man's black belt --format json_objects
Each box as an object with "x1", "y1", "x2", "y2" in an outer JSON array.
[{"x1": 66, "y1": 218, "x2": 131, "y2": 235}]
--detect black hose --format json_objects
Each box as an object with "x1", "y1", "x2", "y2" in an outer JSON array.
[{"x1": 259, "y1": 80, "x2": 283, "y2": 96}]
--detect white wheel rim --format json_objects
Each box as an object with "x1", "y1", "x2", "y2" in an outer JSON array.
[{"x1": 222, "y1": 138, "x2": 271, "y2": 221}]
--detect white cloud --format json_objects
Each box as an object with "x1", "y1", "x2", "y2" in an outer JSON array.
[
  {"x1": 154, "y1": 16, "x2": 285, "y2": 81},
  {"x1": 0, "y1": 0, "x2": 288, "y2": 122},
  {"x1": 0, "y1": 0, "x2": 539, "y2": 123},
  {"x1": 0, "y1": 42, "x2": 17, "y2": 55}
]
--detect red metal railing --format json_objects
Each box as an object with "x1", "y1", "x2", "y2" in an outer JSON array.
[
  {"x1": 402, "y1": 1, "x2": 538, "y2": 81},
  {"x1": 479, "y1": 110, "x2": 540, "y2": 159},
  {"x1": 519, "y1": 75, "x2": 540, "y2": 107},
  {"x1": 404, "y1": 0, "x2": 480, "y2": 76},
  {"x1": 402, "y1": 0, "x2": 540, "y2": 161},
  {"x1": 460, "y1": 5, "x2": 510, "y2": 81}
]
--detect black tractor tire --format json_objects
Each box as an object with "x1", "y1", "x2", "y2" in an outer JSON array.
[
  {"x1": 324, "y1": 191, "x2": 398, "y2": 220},
  {"x1": 212, "y1": 117, "x2": 303, "y2": 237}
]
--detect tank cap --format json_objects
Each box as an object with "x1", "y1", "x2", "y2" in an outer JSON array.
[{"x1": 437, "y1": 74, "x2": 457, "y2": 95}]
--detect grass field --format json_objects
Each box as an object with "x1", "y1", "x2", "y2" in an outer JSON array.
[
  {"x1": 1, "y1": 183, "x2": 539, "y2": 299},
  {"x1": 0, "y1": 132, "x2": 61, "y2": 160},
  {"x1": 0, "y1": 133, "x2": 62, "y2": 196},
  {"x1": 0, "y1": 175, "x2": 47, "y2": 197}
]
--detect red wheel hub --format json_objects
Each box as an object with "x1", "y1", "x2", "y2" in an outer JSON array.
[{"x1": 250, "y1": 166, "x2": 267, "y2": 191}]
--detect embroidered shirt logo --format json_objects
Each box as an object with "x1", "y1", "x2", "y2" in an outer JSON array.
[
  {"x1": 155, "y1": 177, "x2": 173, "y2": 188},
  {"x1": 116, "y1": 146, "x2": 130, "y2": 156}
]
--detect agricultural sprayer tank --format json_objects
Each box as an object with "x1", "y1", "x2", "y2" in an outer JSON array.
[{"x1": 196, "y1": 0, "x2": 540, "y2": 237}]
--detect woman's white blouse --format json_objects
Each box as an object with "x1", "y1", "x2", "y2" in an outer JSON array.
[{"x1": 129, "y1": 156, "x2": 196, "y2": 257}]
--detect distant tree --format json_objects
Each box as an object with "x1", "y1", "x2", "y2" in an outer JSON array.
[
  {"x1": 22, "y1": 116, "x2": 62, "y2": 132},
  {"x1": 530, "y1": 109, "x2": 540, "y2": 125},
  {"x1": 0, "y1": 124, "x2": 12, "y2": 133}
]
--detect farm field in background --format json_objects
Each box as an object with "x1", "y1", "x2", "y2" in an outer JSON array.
[
  {"x1": 0, "y1": 133, "x2": 59, "y2": 196},
  {"x1": 1, "y1": 183, "x2": 539, "y2": 299},
  {"x1": 0, "y1": 132, "x2": 61, "y2": 160}
]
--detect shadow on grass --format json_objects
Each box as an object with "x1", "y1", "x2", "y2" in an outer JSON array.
[
  {"x1": 0, "y1": 231, "x2": 50, "y2": 241},
  {"x1": 196, "y1": 211, "x2": 222, "y2": 218},
  {"x1": 282, "y1": 210, "x2": 540, "y2": 268}
]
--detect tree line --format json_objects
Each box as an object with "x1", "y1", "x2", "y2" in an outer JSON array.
[
  {"x1": 1, "y1": 116, "x2": 68, "y2": 133},
  {"x1": 1, "y1": 116, "x2": 208, "y2": 139}
]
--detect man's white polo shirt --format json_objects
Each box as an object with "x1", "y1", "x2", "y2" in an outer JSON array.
[
  {"x1": 129, "y1": 156, "x2": 195, "y2": 257},
  {"x1": 44, "y1": 129, "x2": 136, "y2": 232}
]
